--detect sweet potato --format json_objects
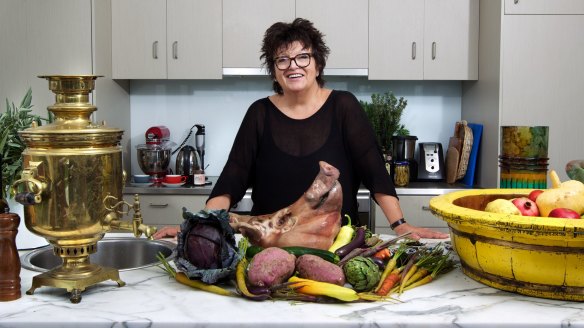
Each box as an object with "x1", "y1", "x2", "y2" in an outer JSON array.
[
  {"x1": 296, "y1": 254, "x2": 346, "y2": 286},
  {"x1": 247, "y1": 247, "x2": 296, "y2": 287}
]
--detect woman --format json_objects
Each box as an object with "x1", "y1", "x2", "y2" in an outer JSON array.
[{"x1": 154, "y1": 18, "x2": 448, "y2": 240}]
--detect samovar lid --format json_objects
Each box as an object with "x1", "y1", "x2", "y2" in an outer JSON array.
[{"x1": 19, "y1": 75, "x2": 123, "y2": 148}]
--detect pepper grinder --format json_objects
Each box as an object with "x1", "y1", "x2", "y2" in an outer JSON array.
[{"x1": 0, "y1": 207, "x2": 21, "y2": 301}]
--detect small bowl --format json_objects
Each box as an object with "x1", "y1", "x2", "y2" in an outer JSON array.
[{"x1": 133, "y1": 175, "x2": 151, "y2": 183}]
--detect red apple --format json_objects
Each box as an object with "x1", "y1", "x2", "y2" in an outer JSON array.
[
  {"x1": 511, "y1": 197, "x2": 540, "y2": 216},
  {"x1": 528, "y1": 189, "x2": 544, "y2": 202},
  {"x1": 548, "y1": 208, "x2": 581, "y2": 219}
]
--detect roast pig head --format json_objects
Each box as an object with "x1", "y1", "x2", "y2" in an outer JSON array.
[{"x1": 229, "y1": 161, "x2": 342, "y2": 250}]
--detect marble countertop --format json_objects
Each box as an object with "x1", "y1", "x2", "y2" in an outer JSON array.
[{"x1": 4, "y1": 237, "x2": 584, "y2": 327}]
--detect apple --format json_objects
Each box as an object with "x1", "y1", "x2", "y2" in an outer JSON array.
[
  {"x1": 511, "y1": 197, "x2": 540, "y2": 216},
  {"x1": 528, "y1": 189, "x2": 544, "y2": 203},
  {"x1": 548, "y1": 208, "x2": 581, "y2": 219}
]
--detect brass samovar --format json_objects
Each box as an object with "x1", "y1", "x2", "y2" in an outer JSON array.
[{"x1": 13, "y1": 75, "x2": 156, "y2": 303}]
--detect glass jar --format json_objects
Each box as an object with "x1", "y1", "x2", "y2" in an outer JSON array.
[{"x1": 393, "y1": 161, "x2": 410, "y2": 187}]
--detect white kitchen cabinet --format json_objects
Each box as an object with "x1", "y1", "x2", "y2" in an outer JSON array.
[
  {"x1": 0, "y1": 0, "x2": 131, "y2": 173},
  {"x1": 112, "y1": 0, "x2": 222, "y2": 79},
  {"x1": 369, "y1": 0, "x2": 479, "y2": 80},
  {"x1": 504, "y1": 0, "x2": 584, "y2": 14},
  {"x1": 1, "y1": 0, "x2": 92, "y2": 115},
  {"x1": 222, "y1": 0, "x2": 295, "y2": 72},
  {"x1": 123, "y1": 194, "x2": 207, "y2": 228},
  {"x1": 375, "y1": 195, "x2": 449, "y2": 235},
  {"x1": 223, "y1": 0, "x2": 367, "y2": 75},
  {"x1": 461, "y1": 1, "x2": 584, "y2": 187},
  {"x1": 296, "y1": 0, "x2": 368, "y2": 72}
]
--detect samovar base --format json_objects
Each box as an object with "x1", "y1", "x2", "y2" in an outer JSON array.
[{"x1": 26, "y1": 264, "x2": 125, "y2": 303}]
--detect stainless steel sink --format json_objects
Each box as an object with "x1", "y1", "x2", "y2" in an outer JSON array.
[{"x1": 21, "y1": 237, "x2": 176, "y2": 272}]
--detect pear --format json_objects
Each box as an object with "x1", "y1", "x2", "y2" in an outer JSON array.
[{"x1": 484, "y1": 199, "x2": 521, "y2": 215}]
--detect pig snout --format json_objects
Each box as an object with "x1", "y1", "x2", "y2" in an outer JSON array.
[{"x1": 305, "y1": 161, "x2": 340, "y2": 207}]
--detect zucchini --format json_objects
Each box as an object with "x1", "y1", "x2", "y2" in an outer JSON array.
[{"x1": 245, "y1": 245, "x2": 340, "y2": 264}]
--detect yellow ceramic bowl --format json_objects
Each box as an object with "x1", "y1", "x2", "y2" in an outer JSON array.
[{"x1": 430, "y1": 189, "x2": 584, "y2": 301}]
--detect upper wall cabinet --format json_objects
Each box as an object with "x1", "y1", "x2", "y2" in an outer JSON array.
[
  {"x1": 222, "y1": 0, "x2": 367, "y2": 75},
  {"x1": 296, "y1": 0, "x2": 368, "y2": 74},
  {"x1": 505, "y1": 0, "x2": 584, "y2": 14},
  {"x1": 112, "y1": 0, "x2": 221, "y2": 79},
  {"x1": 223, "y1": 0, "x2": 295, "y2": 74},
  {"x1": 369, "y1": 0, "x2": 479, "y2": 80}
]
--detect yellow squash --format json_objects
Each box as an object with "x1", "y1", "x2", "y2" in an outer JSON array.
[{"x1": 536, "y1": 170, "x2": 584, "y2": 216}]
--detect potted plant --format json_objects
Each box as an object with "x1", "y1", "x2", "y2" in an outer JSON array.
[
  {"x1": 360, "y1": 91, "x2": 410, "y2": 157},
  {"x1": 1, "y1": 88, "x2": 47, "y2": 199}
]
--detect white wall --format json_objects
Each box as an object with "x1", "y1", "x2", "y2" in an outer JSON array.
[{"x1": 130, "y1": 77, "x2": 461, "y2": 176}]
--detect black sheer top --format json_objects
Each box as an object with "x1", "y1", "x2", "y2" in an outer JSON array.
[{"x1": 208, "y1": 90, "x2": 397, "y2": 222}]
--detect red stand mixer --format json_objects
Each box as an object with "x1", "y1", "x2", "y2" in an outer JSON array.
[{"x1": 135, "y1": 126, "x2": 176, "y2": 185}]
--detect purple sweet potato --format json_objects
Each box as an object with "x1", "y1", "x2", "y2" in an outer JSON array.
[
  {"x1": 247, "y1": 247, "x2": 296, "y2": 287},
  {"x1": 296, "y1": 254, "x2": 346, "y2": 286}
]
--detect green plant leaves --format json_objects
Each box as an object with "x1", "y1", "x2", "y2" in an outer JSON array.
[
  {"x1": 361, "y1": 91, "x2": 409, "y2": 155},
  {"x1": 0, "y1": 88, "x2": 47, "y2": 198}
]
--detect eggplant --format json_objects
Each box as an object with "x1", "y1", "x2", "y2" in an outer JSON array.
[{"x1": 335, "y1": 226, "x2": 366, "y2": 259}]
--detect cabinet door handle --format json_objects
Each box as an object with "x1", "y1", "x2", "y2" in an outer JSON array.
[
  {"x1": 149, "y1": 203, "x2": 168, "y2": 208},
  {"x1": 152, "y1": 41, "x2": 158, "y2": 59},
  {"x1": 432, "y1": 42, "x2": 437, "y2": 60},
  {"x1": 412, "y1": 42, "x2": 416, "y2": 60},
  {"x1": 172, "y1": 41, "x2": 178, "y2": 59},
  {"x1": 421, "y1": 206, "x2": 431, "y2": 211}
]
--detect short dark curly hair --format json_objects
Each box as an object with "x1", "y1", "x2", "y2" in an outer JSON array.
[{"x1": 260, "y1": 18, "x2": 330, "y2": 94}]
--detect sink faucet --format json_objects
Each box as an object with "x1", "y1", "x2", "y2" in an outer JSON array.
[{"x1": 103, "y1": 194, "x2": 158, "y2": 239}]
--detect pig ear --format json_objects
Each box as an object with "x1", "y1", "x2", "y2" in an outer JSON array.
[
  {"x1": 230, "y1": 222, "x2": 263, "y2": 242},
  {"x1": 272, "y1": 209, "x2": 297, "y2": 233}
]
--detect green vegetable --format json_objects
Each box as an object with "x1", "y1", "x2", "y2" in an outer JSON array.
[
  {"x1": 246, "y1": 245, "x2": 339, "y2": 264},
  {"x1": 343, "y1": 256, "x2": 381, "y2": 292}
]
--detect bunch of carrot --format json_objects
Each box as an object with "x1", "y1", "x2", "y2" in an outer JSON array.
[{"x1": 373, "y1": 243, "x2": 455, "y2": 296}]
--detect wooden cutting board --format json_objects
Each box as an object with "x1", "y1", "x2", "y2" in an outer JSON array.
[{"x1": 446, "y1": 146, "x2": 459, "y2": 184}]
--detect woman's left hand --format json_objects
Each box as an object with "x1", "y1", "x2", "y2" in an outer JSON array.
[{"x1": 394, "y1": 223, "x2": 449, "y2": 240}]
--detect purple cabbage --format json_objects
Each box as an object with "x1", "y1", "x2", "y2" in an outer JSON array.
[{"x1": 175, "y1": 209, "x2": 241, "y2": 284}]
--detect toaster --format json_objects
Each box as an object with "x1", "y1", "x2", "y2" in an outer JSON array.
[{"x1": 417, "y1": 142, "x2": 445, "y2": 181}]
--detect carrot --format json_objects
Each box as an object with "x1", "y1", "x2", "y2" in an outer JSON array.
[
  {"x1": 402, "y1": 267, "x2": 430, "y2": 288},
  {"x1": 402, "y1": 254, "x2": 455, "y2": 292},
  {"x1": 156, "y1": 252, "x2": 236, "y2": 297},
  {"x1": 397, "y1": 251, "x2": 419, "y2": 294},
  {"x1": 376, "y1": 268, "x2": 401, "y2": 296},
  {"x1": 372, "y1": 248, "x2": 391, "y2": 261},
  {"x1": 374, "y1": 243, "x2": 407, "y2": 292},
  {"x1": 175, "y1": 272, "x2": 235, "y2": 296},
  {"x1": 399, "y1": 244, "x2": 446, "y2": 294}
]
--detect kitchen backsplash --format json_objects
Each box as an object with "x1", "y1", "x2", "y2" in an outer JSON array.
[{"x1": 130, "y1": 77, "x2": 461, "y2": 176}]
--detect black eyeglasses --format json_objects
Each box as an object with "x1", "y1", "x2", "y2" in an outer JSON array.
[{"x1": 274, "y1": 53, "x2": 313, "y2": 70}]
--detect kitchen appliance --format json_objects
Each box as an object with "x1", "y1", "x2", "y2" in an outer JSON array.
[
  {"x1": 175, "y1": 145, "x2": 201, "y2": 186},
  {"x1": 391, "y1": 135, "x2": 418, "y2": 181},
  {"x1": 417, "y1": 142, "x2": 445, "y2": 181},
  {"x1": 136, "y1": 126, "x2": 175, "y2": 185},
  {"x1": 13, "y1": 75, "x2": 156, "y2": 303},
  {"x1": 195, "y1": 124, "x2": 205, "y2": 171}
]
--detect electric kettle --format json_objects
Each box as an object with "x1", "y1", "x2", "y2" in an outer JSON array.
[{"x1": 175, "y1": 145, "x2": 201, "y2": 185}]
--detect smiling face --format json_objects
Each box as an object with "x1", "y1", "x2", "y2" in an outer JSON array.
[{"x1": 273, "y1": 41, "x2": 320, "y2": 95}]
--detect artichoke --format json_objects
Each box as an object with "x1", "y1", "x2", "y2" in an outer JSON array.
[
  {"x1": 175, "y1": 209, "x2": 241, "y2": 284},
  {"x1": 342, "y1": 256, "x2": 381, "y2": 292}
]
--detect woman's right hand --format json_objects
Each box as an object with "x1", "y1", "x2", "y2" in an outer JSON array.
[{"x1": 152, "y1": 226, "x2": 180, "y2": 240}]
